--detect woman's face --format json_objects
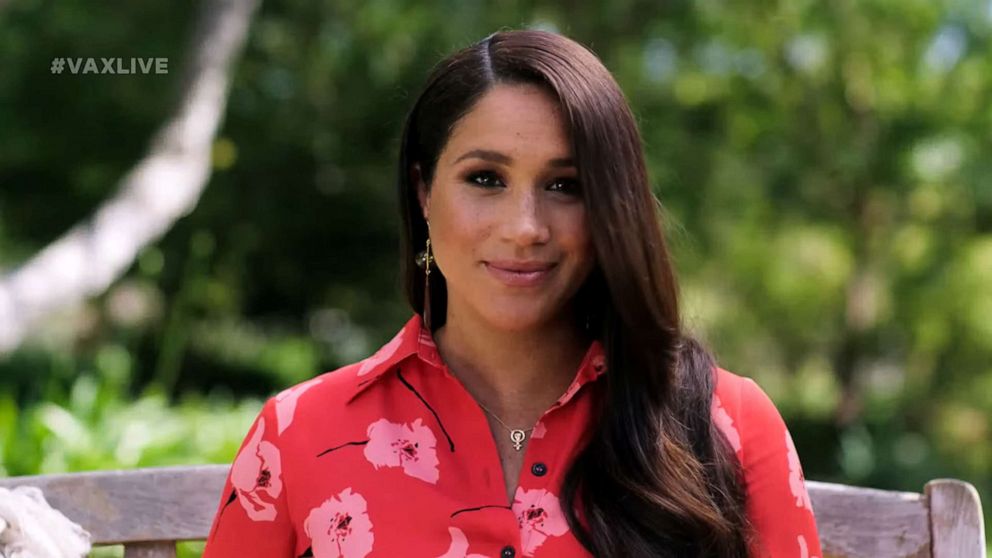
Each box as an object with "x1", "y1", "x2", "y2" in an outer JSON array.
[{"x1": 417, "y1": 83, "x2": 596, "y2": 331}]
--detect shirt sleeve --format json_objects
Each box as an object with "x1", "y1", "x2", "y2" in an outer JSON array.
[
  {"x1": 738, "y1": 378, "x2": 823, "y2": 558},
  {"x1": 202, "y1": 397, "x2": 296, "y2": 557}
]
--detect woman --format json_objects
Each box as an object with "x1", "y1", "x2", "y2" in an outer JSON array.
[{"x1": 203, "y1": 29, "x2": 823, "y2": 558}]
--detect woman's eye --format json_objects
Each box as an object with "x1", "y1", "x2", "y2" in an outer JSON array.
[
  {"x1": 466, "y1": 171, "x2": 503, "y2": 188},
  {"x1": 465, "y1": 171, "x2": 579, "y2": 195},
  {"x1": 548, "y1": 177, "x2": 580, "y2": 195}
]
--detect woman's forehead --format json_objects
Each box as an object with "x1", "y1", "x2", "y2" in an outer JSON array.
[{"x1": 442, "y1": 84, "x2": 572, "y2": 164}]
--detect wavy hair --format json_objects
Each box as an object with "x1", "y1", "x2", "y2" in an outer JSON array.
[{"x1": 396, "y1": 29, "x2": 753, "y2": 557}]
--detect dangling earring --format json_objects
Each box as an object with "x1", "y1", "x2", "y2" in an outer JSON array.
[{"x1": 415, "y1": 220, "x2": 435, "y2": 331}]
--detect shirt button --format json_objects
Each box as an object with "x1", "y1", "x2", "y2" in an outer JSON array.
[
  {"x1": 500, "y1": 546, "x2": 516, "y2": 558},
  {"x1": 531, "y1": 462, "x2": 548, "y2": 477}
]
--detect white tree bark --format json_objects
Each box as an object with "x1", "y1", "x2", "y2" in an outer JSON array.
[{"x1": 0, "y1": 0, "x2": 261, "y2": 354}]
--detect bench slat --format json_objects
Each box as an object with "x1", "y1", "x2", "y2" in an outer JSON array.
[
  {"x1": 123, "y1": 541, "x2": 178, "y2": 558},
  {"x1": 806, "y1": 480, "x2": 930, "y2": 557},
  {"x1": 0, "y1": 465, "x2": 228, "y2": 544},
  {"x1": 1, "y1": 466, "x2": 985, "y2": 557}
]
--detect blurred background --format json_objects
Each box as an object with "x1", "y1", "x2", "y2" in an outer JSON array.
[{"x1": 1, "y1": 0, "x2": 990, "y2": 555}]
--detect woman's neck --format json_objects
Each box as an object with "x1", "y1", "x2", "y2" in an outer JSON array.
[{"x1": 432, "y1": 306, "x2": 590, "y2": 422}]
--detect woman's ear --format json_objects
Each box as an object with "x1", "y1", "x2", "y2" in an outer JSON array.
[{"x1": 412, "y1": 164, "x2": 430, "y2": 221}]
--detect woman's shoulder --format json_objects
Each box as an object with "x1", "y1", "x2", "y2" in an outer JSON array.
[
  {"x1": 261, "y1": 360, "x2": 372, "y2": 438},
  {"x1": 266, "y1": 317, "x2": 423, "y2": 436},
  {"x1": 713, "y1": 366, "x2": 749, "y2": 415},
  {"x1": 713, "y1": 366, "x2": 778, "y2": 416},
  {"x1": 712, "y1": 366, "x2": 801, "y2": 469},
  {"x1": 277, "y1": 360, "x2": 364, "y2": 401},
  {"x1": 712, "y1": 367, "x2": 820, "y2": 557}
]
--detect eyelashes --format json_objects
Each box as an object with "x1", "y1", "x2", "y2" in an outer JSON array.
[
  {"x1": 464, "y1": 170, "x2": 581, "y2": 195},
  {"x1": 466, "y1": 170, "x2": 502, "y2": 188}
]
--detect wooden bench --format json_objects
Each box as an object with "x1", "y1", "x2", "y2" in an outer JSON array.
[{"x1": 0, "y1": 466, "x2": 986, "y2": 557}]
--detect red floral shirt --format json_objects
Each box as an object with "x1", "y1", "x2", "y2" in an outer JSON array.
[{"x1": 203, "y1": 315, "x2": 823, "y2": 557}]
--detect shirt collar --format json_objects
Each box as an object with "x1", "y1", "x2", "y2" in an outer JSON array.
[{"x1": 345, "y1": 314, "x2": 608, "y2": 405}]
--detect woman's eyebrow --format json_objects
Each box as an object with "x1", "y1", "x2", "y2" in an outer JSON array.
[{"x1": 453, "y1": 149, "x2": 575, "y2": 168}]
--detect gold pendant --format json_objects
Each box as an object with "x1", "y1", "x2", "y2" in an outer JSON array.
[{"x1": 510, "y1": 429, "x2": 526, "y2": 451}]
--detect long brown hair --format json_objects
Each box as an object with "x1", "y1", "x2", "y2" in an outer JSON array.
[{"x1": 396, "y1": 29, "x2": 753, "y2": 557}]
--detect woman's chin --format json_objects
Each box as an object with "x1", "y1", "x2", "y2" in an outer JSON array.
[{"x1": 477, "y1": 305, "x2": 555, "y2": 332}]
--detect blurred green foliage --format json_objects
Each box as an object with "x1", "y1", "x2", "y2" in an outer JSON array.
[{"x1": 1, "y1": 0, "x2": 990, "y2": 552}]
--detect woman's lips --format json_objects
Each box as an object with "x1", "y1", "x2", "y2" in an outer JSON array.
[{"x1": 484, "y1": 262, "x2": 556, "y2": 287}]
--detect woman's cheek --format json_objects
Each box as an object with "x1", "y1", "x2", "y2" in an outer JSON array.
[{"x1": 431, "y1": 200, "x2": 480, "y2": 275}]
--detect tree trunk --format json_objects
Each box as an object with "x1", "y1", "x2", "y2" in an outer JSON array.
[{"x1": 0, "y1": 0, "x2": 261, "y2": 354}]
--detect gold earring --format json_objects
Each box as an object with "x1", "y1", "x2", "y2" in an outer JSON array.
[{"x1": 421, "y1": 221, "x2": 434, "y2": 330}]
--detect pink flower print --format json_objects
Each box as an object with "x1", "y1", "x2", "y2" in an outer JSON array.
[
  {"x1": 531, "y1": 420, "x2": 547, "y2": 439},
  {"x1": 436, "y1": 527, "x2": 489, "y2": 558},
  {"x1": 363, "y1": 418, "x2": 440, "y2": 484},
  {"x1": 786, "y1": 431, "x2": 813, "y2": 511},
  {"x1": 712, "y1": 395, "x2": 742, "y2": 454},
  {"x1": 275, "y1": 377, "x2": 322, "y2": 435},
  {"x1": 304, "y1": 488, "x2": 374, "y2": 558},
  {"x1": 229, "y1": 417, "x2": 283, "y2": 521},
  {"x1": 357, "y1": 329, "x2": 405, "y2": 376},
  {"x1": 798, "y1": 534, "x2": 819, "y2": 558},
  {"x1": 512, "y1": 487, "x2": 570, "y2": 556}
]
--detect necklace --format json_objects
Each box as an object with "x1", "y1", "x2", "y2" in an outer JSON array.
[{"x1": 475, "y1": 400, "x2": 534, "y2": 451}]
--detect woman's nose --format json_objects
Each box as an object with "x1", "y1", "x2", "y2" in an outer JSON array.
[{"x1": 499, "y1": 188, "x2": 551, "y2": 245}]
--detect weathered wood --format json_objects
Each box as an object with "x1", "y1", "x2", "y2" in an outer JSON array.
[
  {"x1": 0, "y1": 465, "x2": 228, "y2": 544},
  {"x1": 123, "y1": 541, "x2": 177, "y2": 558},
  {"x1": 926, "y1": 478, "x2": 987, "y2": 558},
  {"x1": 806, "y1": 480, "x2": 931, "y2": 558},
  {"x1": 0, "y1": 466, "x2": 985, "y2": 556}
]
